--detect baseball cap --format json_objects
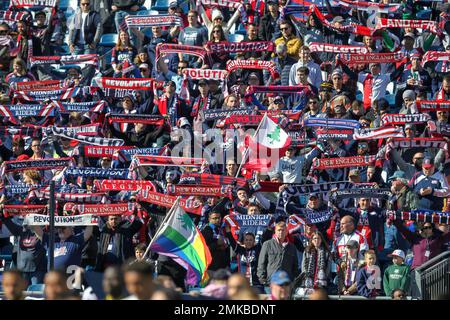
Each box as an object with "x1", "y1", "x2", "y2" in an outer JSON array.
[
  {"x1": 332, "y1": 16, "x2": 344, "y2": 23},
  {"x1": 319, "y1": 81, "x2": 333, "y2": 92},
  {"x1": 198, "y1": 79, "x2": 208, "y2": 86},
  {"x1": 169, "y1": 0, "x2": 178, "y2": 8},
  {"x1": 389, "y1": 170, "x2": 406, "y2": 181},
  {"x1": 248, "y1": 72, "x2": 259, "y2": 79},
  {"x1": 346, "y1": 240, "x2": 359, "y2": 249},
  {"x1": 369, "y1": 62, "x2": 381, "y2": 69},
  {"x1": 388, "y1": 249, "x2": 406, "y2": 260},
  {"x1": 349, "y1": 169, "x2": 360, "y2": 177},
  {"x1": 273, "y1": 96, "x2": 284, "y2": 104},
  {"x1": 308, "y1": 193, "x2": 319, "y2": 200},
  {"x1": 177, "y1": 117, "x2": 190, "y2": 128},
  {"x1": 332, "y1": 69, "x2": 343, "y2": 78},
  {"x1": 270, "y1": 270, "x2": 291, "y2": 286},
  {"x1": 139, "y1": 63, "x2": 149, "y2": 70},
  {"x1": 16, "y1": 154, "x2": 30, "y2": 161},
  {"x1": 422, "y1": 157, "x2": 434, "y2": 169},
  {"x1": 404, "y1": 32, "x2": 415, "y2": 39},
  {"x1": 410, "y1": 53, "x2": 421, "y2": 60}
]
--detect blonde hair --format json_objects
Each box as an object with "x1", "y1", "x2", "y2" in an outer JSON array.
[
  {"x1": 12, "y1": 58, "x2": 27, "y2": 76},
  {"x1": 23, "y1": 170, "x2": 42, "y2": 182}
]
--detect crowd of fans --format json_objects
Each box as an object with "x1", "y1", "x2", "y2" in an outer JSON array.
[{"x1": 0, "y1": 0, "x2": 450, "y2": 300}]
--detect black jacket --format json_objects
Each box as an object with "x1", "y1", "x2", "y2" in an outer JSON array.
[
  {"x1": 202, "y1": 224, "x2": 230, "y2": 271},
  {"x1": 258, "y1": 13, "x2": 279, "y2": 42},
  {"x1": 95, "y1": 216, "x2": 143, "y2": 271}
]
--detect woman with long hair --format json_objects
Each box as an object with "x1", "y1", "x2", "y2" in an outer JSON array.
[
  {"x1": 299, "y1": 231, "x2": 331, "y2": 294},
  {"x1": 111, "y1": 30, "x2": 138, "y2": 78},
  {"x1": 5, "y1": 58, "x2": 35, "y2": 85},
  {"x1": 208, "y1": 25, "x2": 230, "y2": 69}
]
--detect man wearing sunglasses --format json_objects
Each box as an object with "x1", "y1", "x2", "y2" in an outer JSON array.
[{"x1": 68, "y1": 0, "x2": 102, "y2": 54}]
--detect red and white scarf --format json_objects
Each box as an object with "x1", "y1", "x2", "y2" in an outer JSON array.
[
  {"x1": 124, "y1": 14, "x2": 182, "y2": 28},
  {"x1": 385, "y1": 138, "x2": 449, "y2": 159},
  {"x1": 156, "y1": 43, "x2": 208, "y2": 67},
  {"x1": 94, "y1": 179, "x2": 156, "y2": 192},
  {"x1": 226, "y1": 59, "x2": 279, "y2": 79},
  {"x1": 30, "y1": 54, "x2": 99, "y2": 68},
  {"x1": 381, "y1": 113, "x2": 431, "y2": 126},
  {"x1": 331, "y1": 0, "x2": 401, "y2": 13},
  {"x1": 309, "y1": 42, "x2": 368, "y2": 54},
  {"x1": 183, "y1": 68, "x2": 228, "y2": 81},
  {"x1": 416, "y1": 100, "x2": 450, "y2": 112},
  {"x1": 340, "y1": 52, "x2": 405, "y2": 65},
  {"x1": 65, "y1": 202, "x2": 136, "y2": 216},
  {"x1": 196, "y1": 0, "x2": 247, "y2": 24},
  {"x1": 206, "y1": 41, "x2": 274, "y2": 53},
  {"x1": 375, "y1": 18, "x2": 442, "y2": 35},
  {"x1": 312, "y1": 155, "x2": 376, "y2": 170},
  {"x1": 421, "y1": 51, "x2": 450, "y2": 68},
  {"x1": 94, "y1": 77, "x2": 155, "y2": 91},
  {"x1": 137, "y1": 190, "x2": 202, "y2": 215},
  {"x1": 353, "y1": 127, "x2": 405, "y2": 140}
]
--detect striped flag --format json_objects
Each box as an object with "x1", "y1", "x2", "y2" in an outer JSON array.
[{"x1": 150, "y1": 199, "x2": 212, "y2": 286}]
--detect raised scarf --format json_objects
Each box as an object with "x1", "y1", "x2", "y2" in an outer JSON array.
[
  {"x1": 65, "y1": 202, "x2": 136, "y2": 216},
  {"x1": 64, "y1": 167, "x2": 130, "y2": 180},
  {"x1": 137, "y1": 190, "x2": 202, "y2": 215},
  {"x1": 381, "y1": 113, "x2": 431, "y2": 126},
  {"x1": 226, "y1": 59, "x2": 279, "y2": 79},
  {"x1": 416, "y1": 100, "x2": 450, "y2": 112},
  {"x1": 182, "y1": 68, "x2": 228, "y2": 81},
  {"x1": 312, "y1": 155, "x2": 377, "y2": 170},
  {"x1": 44, "y1": 126, "x2": 125, "y2": 146},
  {"x1": 1, "y1": 157, "x2": 73, "y2": 174},
  {"x1": 388, "y1": 209, "x2": 450, "y2": 224},
  {"x1": 309, "y1": 42, "x2": 368, "y2": 54},
  {"x1": 385, "y1": 138, "x2": 449, "y2": 159},
  {"x1": 304, "y1": 118, "x2": 361, "y2": 129},
  {"x1": 93, "y1": 179, "x2": 156, "y2": 192},
  {"x1": 330, "y1": 0, "x2": 401, "y2": 13},
  {"x1": 206, "y1": 41, "x2": 274, "y2": 53},
  {"x1": 124, "y1": 14, "x2": 182, "y2": 28},
  {"x1": 340, "y1": 52, "x2": 405, "y2": 65},
  {"x1": 375, "y1": 18, "x2": 442, "y2": 35}
]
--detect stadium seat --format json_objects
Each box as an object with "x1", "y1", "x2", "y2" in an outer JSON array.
[
  {"x1": 59, "y1": 0, "x2": 70, "y2": 10},
  {"x1": 228, "y1": 33, "x2": 244, "y2": 43},
  {"x1": 152, "y1": 0, "x2": 170, "y2": 13},
  {"x1": 416, "y1": 9, "x2": 432, "y2": 20},
  {"x1": 99, "y1": 33, "x2": 118, "y2": 48},
  {"x1": 385, "y1": 94, "x2": 395, "y2": 106},
  {"x1": 235, "y1": 23, "x2": 247, "y2": 36},
  {"x1": 27, "y1": 284, "x2": 45, "y2": 292}
]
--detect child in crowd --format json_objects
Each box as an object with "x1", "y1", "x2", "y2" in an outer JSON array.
[
  {"x1": 383, "y1": 249, "x2": 410, "y2": 297},
  {"x1": 356, "y1": 250, "x2": 382, "y2": 298}
]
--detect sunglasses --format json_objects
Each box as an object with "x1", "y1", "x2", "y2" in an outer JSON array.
[
  {"x1": 280, "y1": 27, "x2": 290, "y2": 31},
  {"x1": 422, "y1": 226, "x2": 432, "y2": 230},
  {"x1": 308, "y1": 101, "x2": 318, "y2": 104},
  {"x1": 213, "y1": 30, "x2": 221, "y2": 33},
  {"x1": 0, "y1": 30, "x2": 8, "y2": 34},
  {"x1": 81, "y1": 2, "x2": 90, "y2": 5}
]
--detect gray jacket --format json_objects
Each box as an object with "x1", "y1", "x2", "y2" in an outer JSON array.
[{"x1": 257, "y1": 238, "x2": 299, "y2": 285}]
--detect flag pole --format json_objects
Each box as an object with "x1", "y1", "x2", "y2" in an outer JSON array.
[
  {"x1": 142, "y1": 196, "x2": 181, "y2": 259},
  {"x1": 235, "y1": 113, "x2": 268, "y2": 178}
]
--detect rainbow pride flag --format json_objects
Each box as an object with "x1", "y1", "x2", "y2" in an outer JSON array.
[{"x1": 150, "y1": 199, "x2": 212, "y2": 286}]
